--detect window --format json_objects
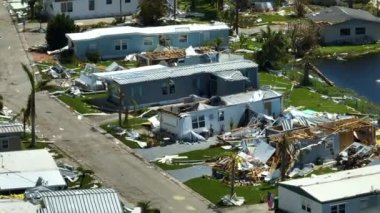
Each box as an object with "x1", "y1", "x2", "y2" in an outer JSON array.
[
  {"x1": 162, "y1": 80, "x2": 175, "y2": 95},
  {"x1": 179, "y1": 34, "x2": 188, "y2": 43},
  {"x1": 162, "y1": 83, "x2": 168, "y2": 95},
  {"x1": 89, "y1": 43, "x2": 97, "y2": 51},
  {"x1": 169, "y1": 80, "x2": 175, "y2": 94},
  {"x1": 356, "y1": 27, "x2": 366, "y2": 35},
  {"x1": 139, "y1": 86, "x2": 143, "y2": 96},
  {"x1": 192, "y1": 115, "x2": 205, "y2": 129},
  {"x1": 192, "y1": 78, "x2": 200, "y2": 89},
  {"x1": 2, "y1": 140, "x2": 9, "y2": 149},
  {"x1": 330, "y1": 203, "x2": 345, "y2": 213},
  {"x1": 114, "y1": 40, "x2": 127, "y2": 51},
  {"x1": 106, "y1": 0, "x2": 112, "y2": 4},
  {"x1": 340, "y1": 28, "x2": 350, "y2": 36},
  {"x1": 218, "y1": 111, "x2": 224, "y2": 121},
  {"x1": 302, "y1": 200, "x2": 311, "y2": 212},
  {"x1": 143, "y1": 37, "x2": 153, "y2": 46},
  {"x1": 360, "y1": 198, "x2": 369, "y2": 210},
  {"x1": 89, "y1": 0, "x2": 95, "y2": 10},
  {"x1": 125, "y1": 0, "x2": 131, "y2": 2},
  {"x1": 61, "y1": 2, "x2": 73, "y2": 12}
]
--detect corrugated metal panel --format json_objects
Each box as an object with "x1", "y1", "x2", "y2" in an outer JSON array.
[
  {"x1": 40, "y1": 188, "x2": 123, "y2": 213},
  {"x1": 0, "y1": 123, "x2": 23, "y2": 134},
  {"x1": 95, "y1": 60, "x2": 257, "y2": 85},
  {"x1": 213, "y1": 70, "x2": 248, "y2": 81}
]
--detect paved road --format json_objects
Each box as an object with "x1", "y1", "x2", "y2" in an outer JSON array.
[{"x1": 0, "y1": 3, "x2": 214, "y2": 212}]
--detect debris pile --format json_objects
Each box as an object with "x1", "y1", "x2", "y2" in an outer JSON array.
[{"x1": 212, "y1": 107, "x2": 378, "y2": 184}]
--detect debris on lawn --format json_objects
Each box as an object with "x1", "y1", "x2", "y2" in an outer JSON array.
[
  {"x1": 155, "y1": 155, "x2": 189, "y2": 164},
  {"x1": 221, "y1": 193, "x2": 245, "y2": 206}
]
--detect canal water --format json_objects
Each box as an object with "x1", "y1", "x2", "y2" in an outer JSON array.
[{"x1": 316, "y1": 53, "x2": 380, "y2": 105}]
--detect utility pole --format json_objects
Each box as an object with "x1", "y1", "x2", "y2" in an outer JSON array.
[
  {"x1": 235, "y1": 0, "x2": 239, "y2": 35},
  {"x1": 173, "y1": 0, "x2": 177, "y2": 20},
  {"x1": 280, "y1": 133, "x2": 288, "y2": 181},
  {"x1": 119, "y1": 0, "x2": 122, "y2": 17},
  {"x1": 230, "y1": 156, "x2": 235, "y2": 198}
]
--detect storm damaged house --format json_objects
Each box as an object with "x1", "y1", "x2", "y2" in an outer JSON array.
[
  {"x1": 307, "y1": 6, "x2": 380, "y2": 45},
  {"x1": 96, "y1": 60, "x2": 259, "y2": 107},
  {"x1": 267, "y1": 116, "x2": 375, "y2": 168},
  {"x1": 158, "y1": 89, "x2": 283, "y2": 140},
  {"x1": 66, "y1": 22, "x2": 229, "y2": 60}
]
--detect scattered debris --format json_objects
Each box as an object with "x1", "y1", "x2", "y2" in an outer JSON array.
[{"x1": 221, "y1": 193, "x2": 245, "y2": 206}]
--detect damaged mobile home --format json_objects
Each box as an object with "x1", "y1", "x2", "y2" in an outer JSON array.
[
  {"x1": 212, "y1": 107, "x2": 377, "y2": 184},
  {"x1": 158, "y1": 89, "x2": 283, "y2": 141},
  {"x1": 96, "y1": 59, "x2": 259, "y2": 107},
  {"x1": 66, "y1": 22, "x2": 229, "y2": 60}
]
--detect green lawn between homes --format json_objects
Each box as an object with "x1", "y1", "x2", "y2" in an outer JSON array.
[
  {"x1": 100, "y1": 117, "x2": 147, "y2": 149},
  {"x1": 313, "y1": 43, "x2": 380, "y2": 59},
  {"x1": 58, "y1": 93, "x2": 107, "y2": 114},
  {"x1": 259, "y1": 72, "x2": 356, "y2": 114},
  {"x1": 185, "y1": 177, "x2": 277, "y2": 205},
  {"x1": 154, "y1": 147, "x2": 234, "y2": 170}
]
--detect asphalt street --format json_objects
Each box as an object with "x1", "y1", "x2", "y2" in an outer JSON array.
[{"x1": 0, "y1": 2, "x2": 215, "y2": 212}]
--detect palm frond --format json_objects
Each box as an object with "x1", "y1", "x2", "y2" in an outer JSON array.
[
  {"x1": 21, "y1": 63, "x2": 35, "y2": 91},
  {"x1": 36, "y1": 79, "x2": 51, "y2": 91}
]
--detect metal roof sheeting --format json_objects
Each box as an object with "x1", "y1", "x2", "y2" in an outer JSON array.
[
  {"x1": 280, "y1": 165, "x2": 380, "y2": 202},
  {"x1": 0, "y1": 150, "x2": 66, "y2": 191},
  {"x1": 307, "y1": 6, "x2": 380, "y2": 24},
  {"x1": 0, "y1": 123, "x2": 23, "y2": 134},
  {"x1": 66, "y1": 22, "x2": 229, "y2": 41},
  {"x1": 94, "y1": 60, "x2": 257, "y2": 85},
  {"x1": 37, "y1": 188, "x2": 123, "y2": 213}
]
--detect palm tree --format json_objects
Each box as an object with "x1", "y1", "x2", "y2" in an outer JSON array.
[
  {"x1": 22, "y1": 0, "x2": 37, "y2": 19},
  {"x1": 21, "y1": 64, "x2": 50, "y2": 147},
  {"x1": 0, "y1": 94, "x2": 3, "y2": 113}
]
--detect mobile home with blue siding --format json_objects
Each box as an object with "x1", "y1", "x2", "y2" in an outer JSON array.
[
  {"x1": 94, "y1": 60, "x2": 259, "y2": 107},
  {"x1": 66, "y1": 23, "x2": 230, "y2": 59}
]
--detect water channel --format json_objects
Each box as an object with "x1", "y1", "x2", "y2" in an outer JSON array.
[{"x1": 316, "y1": 53, "x2": 380, "y2": 105}]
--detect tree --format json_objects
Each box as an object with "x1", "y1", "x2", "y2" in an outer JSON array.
[
  {"x1": 255, "y1": 26, "x2": 290, "y2": 70},
  {"x1": 0, "y1": 94, "x2": 3, "y2": 113},
  {"x1": 136, "y1": 201, "x2": 160, "y2": 213},
  {"x1": 288, "y1": 20, "x2": 319, "y2": 58},
  {"x1": 294, "y1": 0, "x2": 308, "y2": 17},
  {"x1": 22, "y1": 0, "x2": 37, "y2": 19},
  {"x1": 21, "y1": 64, "x2": 50, "y2": 147},
  {"x1": 138, "y1": 0, "x2": 167, "y2": 26},
  {"x1": 45, "y1": 14, "x2": 78, "y2": 50}
]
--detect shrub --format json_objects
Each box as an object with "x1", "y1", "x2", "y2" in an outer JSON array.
[{"x1": 86, "y1": 51, "x2": 100, "y2": 63}]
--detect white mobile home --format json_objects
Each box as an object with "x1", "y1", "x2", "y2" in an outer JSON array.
[
  {"x1": 279, "y1": 165, "x2": 380, "y2": 213},
  {"x1": 66, "y1": 22, "x2": 229, "y2": 60},
  {"x1": 0, "y1": 149, "x2": 66, "y2": 193},
  {"x1": 43, "y1": 0, "x2": 160, "y2": 20},
  {"x1": 159, "y1": 89, "x2": 283, "y2": 139}
]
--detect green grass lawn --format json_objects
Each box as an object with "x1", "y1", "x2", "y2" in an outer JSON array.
[
  {"x1": 257, "y1": 13, "x2": 295, "y2": 23},
  {"x1": 185, "y1": 177, "x2": 277, "y2": 205},
  {"x1": 153, "y1": 162, "x2": 192, "y2": 170},
  {"x1": 58, "y1": 93, "x2": 107, "y2": 114},
  {"x1": 100, "y1": 117, "x2": 148, "y2": 149},
  {"x1": 306, "y1": 166, "x2": 336, "y2": 177},
  {"x1": 21, "y1": 142, "x2": 50, "y2": 150},
  {"x1": 286, "y1": 88, "x2": 355, "y2": 113},
  {"x1": 259, "y1": 72, "x2": 358, "y2": 113},
  {"x1": 178, "y1": 147, "x2": 234, "y2": 161},
  {"x1": 153, "y1": 147, "x2": 234, "y2": 170},
  {"x1": 313, "y1": 43, "x2": 380, "y2": 58}
]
